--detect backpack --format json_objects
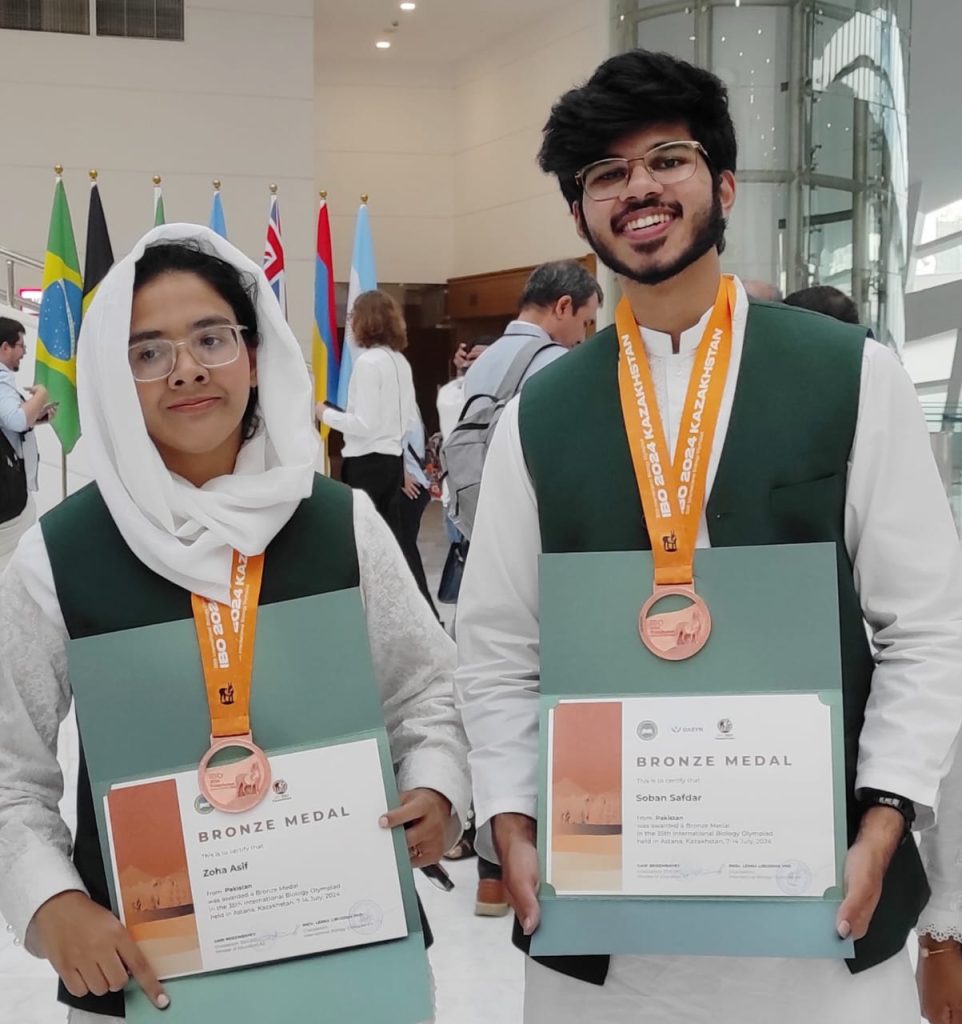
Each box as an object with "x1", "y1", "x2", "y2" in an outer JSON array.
[
  {"x1": 441, "y1": 337, "x2": 557, "y2": 538},
  {"x1": 0, "y1": 429, "x2": 27, "y2": 524}
]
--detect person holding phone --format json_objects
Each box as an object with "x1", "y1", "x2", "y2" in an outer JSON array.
[{"x1": 0, "y1": 316, "x2": 54, "y2": 570}]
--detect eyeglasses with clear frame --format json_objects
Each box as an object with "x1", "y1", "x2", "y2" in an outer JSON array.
[
  {"x1": 575, "y1": 141, "x2": 709, "y2": 202},
  {"x1": 128, "y1": 324, "x2": 248, "y2": 382}
]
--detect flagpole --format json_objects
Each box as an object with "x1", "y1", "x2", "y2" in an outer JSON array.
[
  {"x1": 61, "y1": 451, "x2": 67, "y2": 501},
  {"x1": 321, "y1": 187, "x2": 329, "y2": 478}
]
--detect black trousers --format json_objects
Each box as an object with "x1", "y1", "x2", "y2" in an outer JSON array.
[
  {"x1": 399, "y1": 484, "x2": 439, "y2": 618},
  {"x1": 341, "y1": 453, "x2": 404, "y2": 541}
]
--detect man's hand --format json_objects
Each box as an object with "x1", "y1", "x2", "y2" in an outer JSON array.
[
  {"x1": 27, "y1": 891, "x2": 169, "y2": 1009},
  {"x1": 453, "y1": 343, "x2": 485, "y2": 375},
  {"x1": 402, "y1": 471, "x2": 421, "y2": 500},
  {"x1": 21, "y1": 385, "x2": 50, "y2": 428},
  {"x1": 492, "y1": 812, "x2": 540, "y2": 935},
  {"x1": 379, "y1": 788, "x2": 452, "y2": 867},
  {"x1": 918, "y1": 939, "x2": 962, "y2": 1023},
  {"x1": 836, "y1": 805, "x2": 904, "y2": 940}
]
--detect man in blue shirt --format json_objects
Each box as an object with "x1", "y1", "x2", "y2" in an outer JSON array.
[
  {"x1": 0, "y1": 317, "x2": 50, "y2": 569},
  {"x1": 463, "y1": 260, "x2": 603, "y2": 407},
  {"x1": 459, "y1": 261, "x2": 602, "y2": 917}
]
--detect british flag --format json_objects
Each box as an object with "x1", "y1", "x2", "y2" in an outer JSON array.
[{"x1": 263, "y1": 191, "x2": 287, "y2": 318}]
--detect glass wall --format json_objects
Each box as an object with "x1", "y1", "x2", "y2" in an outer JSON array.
[{"x1": 612, "y1": 0, "x2": 912, "y2": 349}]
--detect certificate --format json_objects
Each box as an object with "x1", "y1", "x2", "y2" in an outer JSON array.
[
  {"x1": 546, "y1": 694, "x2": 837, "y2": 898},
  {"x1": 103, "y1": 737, "x2": 407, "y2": 979}
]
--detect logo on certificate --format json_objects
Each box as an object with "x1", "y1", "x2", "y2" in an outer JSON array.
[
  {"x1": 193, "y1": 794, "x2": 214, "y2": 815},
  {"x1": 636, "y1": 720, "x2": 659, "y2": 741},
  {"x1": 272, "y1": 779, "x2": 289, "y2": 796},
  {"x1": 716, "y1": 718, "x2": 734, "y2": 739}
]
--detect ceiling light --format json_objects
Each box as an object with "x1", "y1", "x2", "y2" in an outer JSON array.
[
  {"x1": 400, "y1": 1, "x2": 416, "y2": 9},
  {"x1": 376, "y1": 39, "x2": 391, "y2": 49}
]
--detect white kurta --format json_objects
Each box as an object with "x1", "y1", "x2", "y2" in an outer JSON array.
[{"x1": 455, "y1": 277, "x2": 962, "y2": 1022}]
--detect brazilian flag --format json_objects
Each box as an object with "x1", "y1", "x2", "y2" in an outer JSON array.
[
  {"x1": 35, "y1": 177, "x2": 83, "y2": 453},
  {"x1": 83, "y1": 179, "x2": 114, "y2": 316},
  {"x1": 154, "y1": 182, "x2": 166, "y2": 226}
]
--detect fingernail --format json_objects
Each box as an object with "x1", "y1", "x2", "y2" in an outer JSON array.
[
  {"x1": 156, "y1": 994, "x2": 170, "y2": 1009},
  {"x1": 837, "y1": 921, "x2": 851, "y2": 939},
  {"x1": 522, "y1": 917, "x2": 533, "y2": 935},
  {"x1": 378, "y1": 815, "x2": 389, "y2": 828}
]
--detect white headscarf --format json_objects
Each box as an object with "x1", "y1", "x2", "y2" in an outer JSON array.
[{"x1": 78, "y1": 224, "x2": 319, "y2": 603}]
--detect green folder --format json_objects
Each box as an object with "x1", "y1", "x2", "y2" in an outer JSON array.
[
  {"x1": 530, "y1": 542, "x2": 854, "y2": 959},
  {"x1": 67, "y1": 588, "x2": 433, "y2": 1024}
]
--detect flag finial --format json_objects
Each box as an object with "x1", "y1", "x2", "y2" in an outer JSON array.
[
  {"x1": 54, "y1": 164, "x2": 64, "y2": 176},
  {"x1": 152, "y1": 174, "x2": 162, "y2": 185},
  {"x1": 213, "y1": 179, "x2": 222, "y2": 190},
  {"x1": 89, "y1": 169, "x2": 98, "y2": 182},
  {"x1": 320, "y1": 190, "x2": 328, "y2": 200},
  {"x1": 360, "y1": 193, "x2": 369, "y2": 204},
  {"x1": 270, "y1": 183, "x2": 278, "y2": 195}
]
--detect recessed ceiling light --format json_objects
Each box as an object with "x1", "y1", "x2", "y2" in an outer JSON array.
[
  {"x1": 376, "y1": 39, "x2": 391, "y2": 49},
  {"x1": 400, "y1": 1, "x2": 416, "y2": 9}
]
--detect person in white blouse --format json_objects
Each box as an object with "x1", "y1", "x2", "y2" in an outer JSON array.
[
  {"x1": 455, "y1": 49, "x2": 962, "y2": 1024},
  {"x1": 318, "y1": 289, "x2": 418, "y2": 545},
  {"x1": 0, "y1": 227, "x2": 469, "y2": 1023}
]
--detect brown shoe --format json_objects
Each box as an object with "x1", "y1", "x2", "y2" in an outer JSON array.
[{"x1": 475, "y1": 878, "x2": 510, "y2": 917}]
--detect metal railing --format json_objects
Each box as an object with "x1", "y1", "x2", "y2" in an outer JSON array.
[
  {"x1": 923, "y1": 402, "x2": 962, "y2": 532},
  {"x1": 0, "y1": 246, "x2": 43, "y2": 314}
]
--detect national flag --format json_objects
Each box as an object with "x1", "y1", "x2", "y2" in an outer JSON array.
[
  {"x1": 35, "y1": 175, "x2": 83, "y2": 453},
  {"x1": 153, "y1": 177, "x2": 166, "y2": 226},
  {"x1": 82, "y1": 176, "x2": 114, "y2": 316},
  {"x1": 209, "y1": 184, "x2": 227, "y2": 239},
  {"x1": 337, "y1": 201, "x2": 377, "y2": 409},
  {"x1": 312, "y1": 194, "x2": 339, "y2": 409},
  {"x1": 262, "y1": 190, "x2": 287, "y2": 318}
]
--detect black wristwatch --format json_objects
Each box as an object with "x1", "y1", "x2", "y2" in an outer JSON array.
[{"x1": 859, "y1": 788, "x2": 916, "y2": 833}]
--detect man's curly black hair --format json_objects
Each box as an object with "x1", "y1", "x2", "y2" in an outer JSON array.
[{"x1": 538, "y1": 50, "x2": 738, "y2": 212}]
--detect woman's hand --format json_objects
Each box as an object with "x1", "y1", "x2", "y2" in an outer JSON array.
[
  {"x1": 918, "y1": 939, "x2": 962, "y2": 1023},
  {"x1": 402, "y1": 471, "x2": 421, "y2": 500},
  {"x1": 27, "y1": 891, "x2": 170, "y2": 1010},
  {"x1": 379, "y1": 788, "x2": 452, "y2": 867}
]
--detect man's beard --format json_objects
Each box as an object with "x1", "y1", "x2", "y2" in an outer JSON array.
[{"x1": 583, "y1": 191, "x2": 726, "y2": 286}]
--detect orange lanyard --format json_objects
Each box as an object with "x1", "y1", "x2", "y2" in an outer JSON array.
[
  {"x1": 615, "y1": 276, "x2": 735, "y2": 585},
  {"x1": 190, "y1": 551, "x2": 266, "y2": 739}
]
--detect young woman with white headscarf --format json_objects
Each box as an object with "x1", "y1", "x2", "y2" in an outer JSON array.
[{"x1": 0, "y1": 225, "x2": 469, "y2": 1022}]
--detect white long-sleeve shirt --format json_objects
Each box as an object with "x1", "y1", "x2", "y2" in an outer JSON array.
[
  {"x1": 456, "y1": 278, "x2": 962, "y2": 861},
  {"x1": 321, "y1": 346, "x2": 417, "y2": 458},
  {"x1": 0, "y1": 489, "x2": 470, "y2": 961}
]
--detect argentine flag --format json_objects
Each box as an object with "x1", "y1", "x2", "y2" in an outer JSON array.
[{"x1": 337, "y1": 202, "x2": 377, "y2": 409}]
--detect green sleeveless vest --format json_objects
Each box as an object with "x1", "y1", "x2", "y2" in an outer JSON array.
[
  {"x1": 41, "y1": 473, "x2": 361, "y2": 1017},
  {"x1": 517, "y1": 300, "x2": 928, "y2": 982}
]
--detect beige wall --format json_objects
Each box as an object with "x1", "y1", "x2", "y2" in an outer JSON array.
[
  {"x1": 314, "y1": 58, "x2": 456, "y2": 286},
  {"x1": 452, "y1": 0, "x2": 610, "y2": 278},
  {"x1": 0, "y1": 0, "x2": 315, "y2": 342},
  {"x1": 314, "y1": 0, "x2": 611, "y2": 290}
]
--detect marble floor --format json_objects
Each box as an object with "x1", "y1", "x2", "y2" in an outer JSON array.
[{"x1": 0, "y1": 501, "x2": 925, "y2": 1023}]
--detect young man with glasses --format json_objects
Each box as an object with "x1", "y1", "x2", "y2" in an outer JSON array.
[
  {"x1": 454, "y1": 49, "x2": 962, "y2": 1023},
  {"x1": 0, "y1": 317, "x2": 51, "y2": 569}
]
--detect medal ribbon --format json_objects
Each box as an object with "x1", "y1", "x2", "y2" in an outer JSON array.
[
  {"x1": 190, "y1": 551, "x2": 266, "y2": 738},
  {"x1": 615, "y1": 275, "x2": 736, "y2": 586}
]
